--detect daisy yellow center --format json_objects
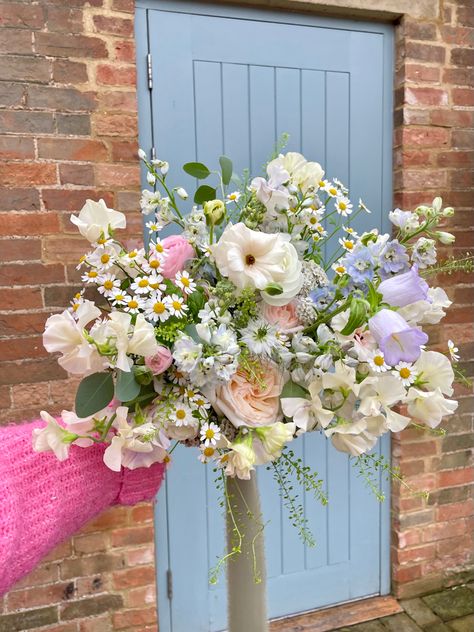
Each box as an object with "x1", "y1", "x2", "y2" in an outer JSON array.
[
  {"x1": 101, "y1": 254, "x2": 110, "y2": 264},
  {"x1": 138, "y1": 278, "x2": 149, "y2": 288},
  {"x1": 128, "y1": 299, "x2": 138, "y2": 309},
  {"x1": 374, "y1": 355, "x2": 385, "y2": 367},
  {"x1": 97, "y1": 237, "x2": 107, "y2": 245},
  {"x1": 319, "y1": 180, "x2": 325, "y2": 188},
  {"x1": 399, "y1": 367, "x2": 411, "y2": 379},
  {"x1": 163, "y1": 455, "x2": 171, "y2": 464},
  {"x1": 229, "y1": 194, "x2": 237, "y2": 200},
  {"x1": 344, "y1": 241, "x2": 354, "y2": 250},
  {"x1": 172, "y1": 300, "x2": 182, "y2": 311},
  {"x1": 339, "y1": 202, "x2": 347, "y2": 211},
  {"x1": 156, "y1": 244, "x2": 164, "y2": 253},
  {"x1": 115, "y1": 294, "x2": 124, "y2": 301},
  {"x1": 73, "y1": 303, "x2": 79, "y2": 311},
  {"x1": 88, "y1": 271, "x2": 98, "y2": 278},
  {"x1": 79, "y1": 255, "x2": 86, "y2": 263},
  {"x1": 153, "y1": 302, "x2": 165, "y2": 314},
  {"x1": 103, "y1": 280, "x2": 114, "y2": 290},
  {"x1": 176, "y1": 409, "x2": 186, "y2": 420},
  {"x1": 309, "y1": 217, "x2": 317, "y2": 224},
  {"x1": 335, "y1": 266, "x2": 345, "y2": 274},
  {"x1": 180, "y1": 276, "x2": 190, "y2": 287},
  {"x1": 204, "y1": 447, "x2": 215, "y2": 457},
  {"x1": 74, "y1": 292, "x2": 81, "y2": 299},
  {"x1": 150, "y1": 259, "x2": 160, "y2": 269},
  {"x1": 195, "y1": 398, "x2": 205, "y2": 406},
  {"x1": 245, "y1": 254, "x2": 256, "y2": 265},
  {"x1": 329, "y1": 187, "x2": 337, "y2": 196},
  {"x1": 205, "y1": 429, "x2": 215, "y2": 439},
  {"x1": 150, "y1": 282, "x2": 160, "y2": 290},
  {"x1": 128, "y1": 251, "x2": 137, "y2": 258}
]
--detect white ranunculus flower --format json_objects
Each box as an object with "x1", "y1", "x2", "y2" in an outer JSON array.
[
  {"x1": 414, "y1": 350, "x2": 455, "y2": 396},
  {"x1": 225, "y1": 439, "x2": 256, "y2": 479},
  {"x1": 212, "y1": 222, "x2": 302, "y2": 305},
  {"x1": 71, "y1": 199, "x2": 126, "y2": 243},
  {"x1": 406, "y1": 387, "x2": 458, "y2": 428},
  {"x1": 32, "y1": 411, "x2": 73, "y2": 461},
  {"x1": 43, "y1": 301, "x2": 106, "y2": 376},
  {"x1": 269, "y1": 152, "x2": 324, "y2": 193}
]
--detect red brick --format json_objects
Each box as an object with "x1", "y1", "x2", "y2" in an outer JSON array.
[
  {"x1": 93, "y1": 15, "x2": 134, "y2": 37},
  {"x1": 113, "y1": 0, "x2": 135, "y2": 12},
  {"x1": 80, "y1": 506, "x2": 129, "y2": 533},
  {"x1": 0, "y1": 358, "x2": 66, "y2": 385},
  {"x1": 0, "y1": 110, "x2": 55, "y2": 134},
  {"x1": 0, "y1": 81, "x2": 25, "y2": 108},
  {"x1": 93, "y1": 113, "x2": 138, "y2": 137},
  {"x1": 45, "y1": 6, "x2": 84, "y2": 34},
  {"x1": 395, "y1": 544, "x2": 436, "y2": 564},
  {"x1": 27, "y1": 86, "x2": 97, "y2": 112},
  {"x1": 0, "y1": 137, "x2": 35, "y2": 160},
  {"x1": 0, "y1": 262, "x2": 64, "y2": 287},
  {"x1": 112, "y1": 566, "x2": 156, "y2": 590},
  {"x1": 35, "y1": 32, "x2": 108, "y2": 58},
  {"x1": 0, "y1": 212, "x2": 60, "y2": 237},
  {"x1": 125, "y1": 545, "x2": 155, "y2": 567},
  {"x1": 74, "y1": 533, "x2": 110, "y2": 554},
  {"x1": 12, "y1": 381, "x2": 50, "y2": 407},
  {"x1": 123, "y1": 584, "x2": 156, "y2": 608},
  {"x1": 443, "y1": 67, "x2": 474, "y2": 88},
  {"x1": 404, "y1": 64, "x2": 440, "y2": 83},
  {"x1": 436, "y1": 499, "x2": 474, "y2": 522},
  {"x1": 59, "y1": 164, "x2": 95, "y2": 186},
  {"x1": 0, "y1": 162, "x2": 57, "y2": 187},
  {"x1": 438, "y1": 468, "x2": 474, "y2": 488},
  {"x1": 112, "y1": 606, "x2": 156, "y2": 629},
  {"x1": 114, "y1": 40, "x2": 135, "y2": 63},
  {"x1": 405, "y1": 87, "x2": 449, "y2": 106},
  {"x1": 0, "y1": 239, "x2": 41, "y2": 262},
  {"x1": 0, "y1": 28, "x2": 33, "y2": 55},
  {"x1": 56, "y1": 114, "x2": 91, "y2": 136},
  {"x1": 110, "y1": 139, "x2": 139, "y2": 162},
  {"x1": 98, "y1": 91, "x2": 137, "y2": 112},
  {"x1": 96, "y1": 64, "x2": 136, "y2": 86},
  {"x1": 43, "y1": 189, "x2": 114, "y2": 212},
  {"x1": 38, "y1": 138, "x2": 108, "y2": 161},
  {"x1": 0, "y1": 336, "x2": 46, "y2": 362},
  {"x1": 452, "y1": 129, "x2": 474, "y2": 148},
  {"x1": 0, "y1": 55, "x2": 50, "y2": 83},
  {"x1": 405, "y1": 42, "x2": 445, "y2": 64},
  {"x1": 0, "y1": 313, "x2": 49, "y2": 337},
  {"x1": 393, "y1": 564, "x2": 422, "y2": 583},
  {"x1": 422, "y1": 519, "x2": 468, "y2": 543},
  {"x1": 111, "y1": 525, "x2": 154, "y2": 547},
  {"x1": 451, "y1": 47, "x2": 474, "y2": 67},
  {"x1": 452, "y1": 88, "x2": 474, "y2": 107},
  {"x1": 6, "y1": 582, "x2": 71, "y2": 611},
  {"x1": 95, "y1": 164, "x2": 140, "y2": 187},
  {"x1": 53, "y1": 59, "x2": 88, "y2": 84},
  {"x1": 131, "y1": 504, "x2": 154, "y2": 523},
  {"x1": 0, "y1": 3, "x2": 45, "y2": 29},
  {"x1": 0, "y1": 288, "x2": 43, "y2": 310}
]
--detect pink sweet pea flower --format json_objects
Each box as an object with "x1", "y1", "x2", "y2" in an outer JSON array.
[{"x1": 368, "y1": 308, "x2": 428, "y2": 366}]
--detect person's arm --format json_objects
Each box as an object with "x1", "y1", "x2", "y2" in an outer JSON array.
[{"x1": 0, "y1": 420, "x2": 165, "y2": 596}]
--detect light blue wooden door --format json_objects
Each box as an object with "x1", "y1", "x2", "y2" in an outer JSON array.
[{"x1": 136, "y1": 3, "x2": 393, "y2": 630}]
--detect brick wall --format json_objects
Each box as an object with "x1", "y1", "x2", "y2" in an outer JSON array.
[
  {"x1": 391, "y1": 1, "x2": 474, "y2": 599},
  {"x1": 0, "y1": 1, "x2": 158, "y2": 630},
  {"x1": 0, "y1": 0, "x2": 472, "y2": 629}
]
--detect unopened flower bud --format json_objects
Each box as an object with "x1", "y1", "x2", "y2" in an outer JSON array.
[
  {"x1": 138, "y1": 148, "x2": 147, "y2": 160},
  {"x1": 176, "y1": 187, "x2": 188, "y2": 200},
  {"x1": 436, "y1": 231, "x2": 455, "y2": 245},
  {"x1": 203, "y1": 199, "x2": 225, "y2": 225},
  {"x1": 432, "y1": 197, "x2": 442, "y2": 213},
  {"x1": 147, "y1": 172, "x2": 156, "y2": 185},
  {"x1": 442, "y1": 207, "x2": 454, "y2": 217}
]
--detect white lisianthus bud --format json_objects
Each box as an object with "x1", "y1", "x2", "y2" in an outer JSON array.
[
  {"x1": 442, "y1": 207, "x2": 454, "y2": 217},
  {"x1": 147, "y1": 172, "x2": 156, "y2": 185},
  {"x1": 203, "y1": 199, "x2": 225, "y2": 225},
  {"x1": 432, "y1": 197, "x2": 442, "y2": 213},
  {"x1": 176, "y1": 187, "x2": 188, "y2": 200},
  {"x1": 436, "y1": 231, "x2": 455, "y2": 245},
  {"x1": 137, "y1": 148, "x2": 147, "y2": 160},
  {"x1": 160, "y1": 161, "x2": 169, "y2": 175}
]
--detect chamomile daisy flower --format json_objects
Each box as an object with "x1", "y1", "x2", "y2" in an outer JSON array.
[
  {"x1": 145, "y1": 292, "x2": 170, "y2": 323},
  {"x1": 81, "y1": 269, "x2": 100, "y2": 284},
  {"x1": 148, "y1": 273, "x2": 166, "y2": 292},
  {"x1": 343, "y1": 225, "x2": 359, "y2": 238},
  {"x1": 145, "y1": 219, "x2": 163, "y2": 234},
  {"x1": 338, "y1": 237, "x2": 355, "y2": 252},
  {"x1": 97, "y1": 273, "x2": 120, "y2": 297},
  {"x1": 332, "y1": 262, "x2": 347, "y2": 276},
  {"x1": 170, "y1": 404, "x2": 194, "y2": 427},
  {"x1": 111, "y1": 290, "x2": 128, "y2": 306},
  {"x1": 175, "y1": 270, "x2": 196, "y2": 295},
  {"x1": 393, "y1": 362, "x2": 418, "y2": 387},
  {"x1": 124, "y1": 296, "x2": 145, "y2": 315},
  {"x1": 199, "y1": 445, "x2": 217, "y2": 463},
  {"x1": 335, "y1": 197, "x2": 353, "y2": 216},
  {"x1": 447, "y1": 340, "x2": 460, "y2": 362},
  {"x1": 165, "y1": 294, "x2": 188, "y2": 318},
  {"x1": 226, "y1": 191, "x2": 241, "y2": 204},
  {"x1": 200, "y1": 421, "x2": 221, "y2": 447},
  {"x1": 69, "y1": 291, "x2": 84, "y2": 313},
  {"x1": 321, "y1": 180, "x2": 339, "y2": 197},
  {"x1": 131, "y1": 276, "x2": 153, "y2": 295},
  {"x1": 368, "y1": 349, "x2": 390, "y2": 373},
  {"x1": 88, "y1": 245, "x2": 118, "y2": 271},
  {"x1": 152, "y1": 238, "x2": 167, "y2": 257},
  {"x1": 191, "y1": 393, "x2": 211, "y2": 413}
]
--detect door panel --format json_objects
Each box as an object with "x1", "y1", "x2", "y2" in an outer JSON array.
[{"x1": 135, "y1": 3, "x2": 393, "y2": 630}]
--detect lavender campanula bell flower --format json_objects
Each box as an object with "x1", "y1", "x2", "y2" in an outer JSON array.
[
  {"x1": 378, "y1": 266, "x2": 430, "y2": 308},
  {"x1": 368, "y1": 308, "x2": 428, "y2": 366}
]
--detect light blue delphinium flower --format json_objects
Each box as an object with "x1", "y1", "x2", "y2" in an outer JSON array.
[
  {"x1": 344, "y1": 247, "x2": 375, "y2": 284},
  {"x1": 378, "y1": 239, "x2": 410, "y2": 278}
]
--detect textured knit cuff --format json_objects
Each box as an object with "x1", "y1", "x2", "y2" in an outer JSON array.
[{"x1": 116, "y1": 461, "x2": 166, "y2": 506}]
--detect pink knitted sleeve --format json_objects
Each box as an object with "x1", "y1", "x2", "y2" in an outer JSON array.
[{"x1": 0, "y1": 420, "x2": 165, "y2": 596}]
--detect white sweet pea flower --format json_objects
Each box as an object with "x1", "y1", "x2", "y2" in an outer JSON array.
[
  {"x1": 281, "y1": 380, "x2": 334, "y2": 433},
  {"x1": 224, "y1": 439, "x2": 256, "y2": 479},
  {"x1": 212, "y1": 222, "x2": 302, "y2": 305},
  {"x1": 406, "y1": 387, "x2": 458, "y2": 428},
  {"x1": 269, "y1": 152, "x2": 324, "y2": 193},
  {"x1": 32, "y1": 411, "x2": 75, "y2": 461},
  {"x1": 414, "y1": 350, "x2": 455, "y2": 396},
  {"x1": 71, "y1": 199, "x2": 126, "y2": 243},
  {"x1": 325, "y1": 415, "x2": 385, "y2": 457},
  {"x1": 398, "y1": 287, "x2": 452, "y2": 326},
  {"x1": 253, "y1": 422, "x2": 296, "y2": 464},
  {"x1": 250, "y1": 162, "x2": 290, "y2": 213},
  {"x1": 43, "y1": 300, "x2": 106, "y2": 376}
]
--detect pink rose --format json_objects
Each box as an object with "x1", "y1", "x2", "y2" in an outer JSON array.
[
  {"x1": 145, "y1": 346, "x2": 173, "y2": 375},
  {"x1": 261, "y1": 301, "x2": 303, "y2": 334},
  {"x1": 210, "y1": 363, "x2": 284, "y2": 428},
  {"x1": 161, "y1": 235, "x2": 195, "y2": 278}
]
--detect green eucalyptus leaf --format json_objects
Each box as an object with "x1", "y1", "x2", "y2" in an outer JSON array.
[
  {"x1": 115, "y1": 369, "x2": 141, "y2": 402},
  {"x1": 75, "y1": 372, "x2": 114, "y2": 418},
  {"x1": 281, "y1": 380, "x2": 310, "y2": 399},
  {"x1": 219, "y1": 155, "x2": 233, "y2": 186},
  {"x1": 183, "y1": 162, "x2": 211, "y2": 179},
  {"x1": 340, "y1": 298, "x2": 368, "y2": 336},
  {"x1": 194, "y1": 185, "x2": 217, "y2": 205}
]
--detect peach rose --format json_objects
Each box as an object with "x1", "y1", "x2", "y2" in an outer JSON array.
[
  {"x1": 145, "y1": 346, "x2": 173, "y2": 375},
  {"x1": 210, "y1": 363, "x2": 284, "y2": 428},
  {"x1": 261, "y1": 301, "x2": 303, "y2": 334},
  {"x1": 161, "y1": 235, "x2": 195, "y2": 278}
]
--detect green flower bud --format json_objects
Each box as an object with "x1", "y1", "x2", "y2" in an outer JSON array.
[
  {"x1": 435, "y1": 231, "x2": 455, "y2": 245},
  {"x1": 442, "y1": 207, "x2": 454, "y2": 217},
  {"x1": 204, "y1": 199, "x2": 225, "y2": 225}
]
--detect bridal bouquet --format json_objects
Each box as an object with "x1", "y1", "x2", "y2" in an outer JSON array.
[{"x1": 34, "y1": 147, "x2": 466, "y2": 499}]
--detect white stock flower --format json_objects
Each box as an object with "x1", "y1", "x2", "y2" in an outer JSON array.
[
  {"x1": 43, "y1": 301, "x2": 106, "y2": 376},
  {"x1": 414, "y1": 350, "x2": 455, "y2": 396},
  {"x1": 212, "y1": 223, "x2": 302, "y2": 306},
  {"x1": 406, "y1": 387, "x2": 458, "y2": 428},
  {"x1": 70, "y1": 199, "x2": 126, "y2": 243},
  {"x1": 32, "y1": 411, "x2": 73, "y2": 461}
]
